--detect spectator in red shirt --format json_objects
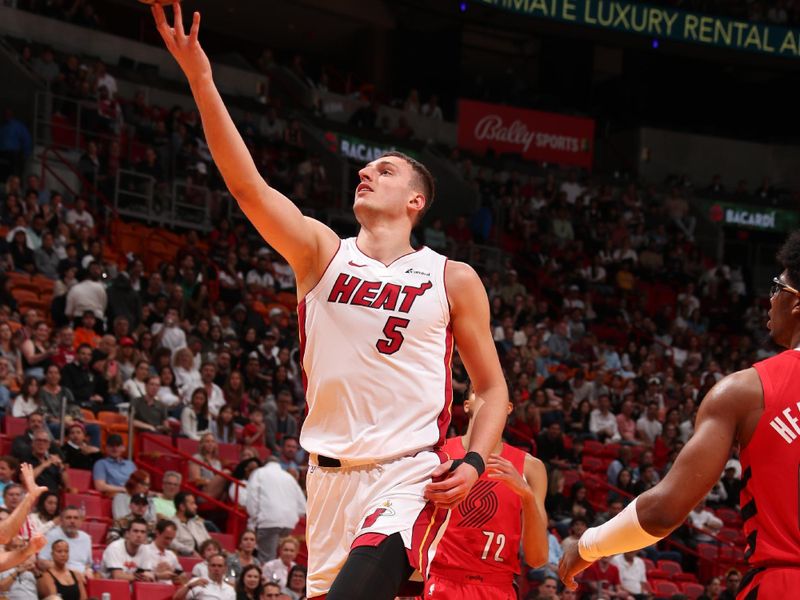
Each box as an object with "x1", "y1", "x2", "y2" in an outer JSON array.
[{"x1": 579, "y1": 556, "x2": 631, "y2": 599}]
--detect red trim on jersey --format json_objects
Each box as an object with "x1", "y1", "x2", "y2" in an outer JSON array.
[
  {"x1": 435, "y1": 324, "x2": 454, "y2": 449},
  {"x1": 354, "y1": 239, "x2": 426, "y2": 268},
  {"x1": 351, "y1": 532, "x2": 388, "y2": 549},
  {"x1": 410, "y1": 500, "x2": 449, "y2": 578}
]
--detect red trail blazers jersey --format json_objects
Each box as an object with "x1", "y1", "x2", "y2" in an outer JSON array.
[{"x1": 430, "y1": 438, "x2": 527, "y2": 584}]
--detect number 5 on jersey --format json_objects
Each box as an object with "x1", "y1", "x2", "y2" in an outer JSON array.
[
  {"x1": 376, "y1": 317, "x2": 410, "y2": 355},
  {"x1": 481, "y1": 530, "x2": 506, "y2": 562}
]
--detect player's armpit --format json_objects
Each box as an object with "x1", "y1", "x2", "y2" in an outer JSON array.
[{"x1": 637, "y1": 368, "x2": 762, "y2": 537}]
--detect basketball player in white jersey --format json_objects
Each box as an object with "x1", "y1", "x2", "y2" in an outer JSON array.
[{"x1": 152, "y1": 5, "x2": 509, "y2": 599}]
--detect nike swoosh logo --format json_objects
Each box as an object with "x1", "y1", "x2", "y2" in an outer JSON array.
[{"x1": 348, "y1": 261, "x2": 368, "y2": 268}]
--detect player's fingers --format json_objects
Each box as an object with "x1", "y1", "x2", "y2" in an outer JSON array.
[
  {"x1": 151, "y1": 3, "x2": 167, "y2": 27},
  {"x1": 172, "y1": 1, "x2": 185, "y2": 37},
  {"x1": 189, "y1": 11, "x2": 201, "y2": 43},
  {"x1": 430, "y1": 461, "x2": 452, "y2": 478}
]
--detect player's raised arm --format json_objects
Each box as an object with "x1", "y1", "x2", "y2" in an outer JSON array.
[
  {"x1": 558, "y1": 368, "x2": 761, "y2": 590},
  {"x1": 151, "y1": 3, "x2": 337, "y2": 289},
  {"x1": 425, "y1": 261, "x2": 508, "y2": 509}
]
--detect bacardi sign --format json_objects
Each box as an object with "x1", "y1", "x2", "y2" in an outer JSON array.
[{"x1": 458, "y1": 99, "x2": 595, "y2": 168}]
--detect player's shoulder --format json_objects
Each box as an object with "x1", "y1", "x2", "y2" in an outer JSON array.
[
  {"x1": 444, "y1": 261, "x2": 485, "y2": 306},
  {"x1": 702, "y1": 367, "x2": 762, "y2": 414},
  {"x1": 444, "y1": 259, "x2": 480, "y2": 283}
]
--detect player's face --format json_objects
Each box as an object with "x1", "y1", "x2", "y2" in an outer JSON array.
[
  {"x1": 768, "y1": 270, "x2": 800, "y2": 347},
  {"x1": 353, "y1": 157, "x2": 422, "y2": 224}
]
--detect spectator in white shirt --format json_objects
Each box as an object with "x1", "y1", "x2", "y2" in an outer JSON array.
[
  {"x1": 589, "y1": 394, "x2": 621, "y2": 442},
  {"x1": 688, "y1": 500, "x2": 723, "y2": 543},
  {"x1": 175, "y1": 554, "x2": 235, "y2": 600},
  {"x1": 245, "y1": 257, "x2": 275, "y2": 298},
  {"x1": 261, "y1": 536, "x2": 299, "y2": 587},
  {"x1": 199, "y1": 362, "x2": 225, "y2": 417},
  {"x1": 636, "y1": 402, "x2": 663, "y2": 445},
  {"x1": 246, "y1": 460, "x2": 306, "y2": 562},
  {"x1": 152, "y1": 308, "x2": 187, "y2": 356},
  {"x1": 101, "y1": 518, "x2": 153, "y2": 581},
  {"x1": 64, "y1": 198, "x2": 95, "y2": 230},
  {"x1": 65, "y1": 262, "x2": 107, "y2": 320},
  {"x1": 611, "y1": 551, "x2": 649, "y2": 596},
  {"x1": 140, "y1": 520, "x2": 186, "y2": 583}
]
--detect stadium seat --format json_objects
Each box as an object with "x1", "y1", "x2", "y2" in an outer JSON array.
[
  {"x1": 642, "y1": 558, "x2": 656, "y2": 571},
  {"x1": 653, "y1": 580, "x2": 681, "y2": 596},
  {"x1": 67, "y1": 469, "x2": 93, "y2": 493},
  {"x1": 581, "y1": 456, "x2": 604, "y2": 473},
  {"x1": 82, "y1": 521, "x2": 108, "y2": 545},
  {"x1": 176, "y1": 438, "x2": 200, "y2": 456},
  {"x1": 0, "y1": 434, "x2": 11, "y2": 455},
  {"x1": 682, "y1": 582, "x2": 706, "y2": 599},
  {"x1": 139, "y1": 433, "x2": 174, "y2": 454},
  {"x1": 132, "y1": 582, "x2": 177, "y2": 600},
  {"x1": 218, "y1": 442, "x2": 241, "y2": 465},
  {"x1": 178, "y1": 556, "x2": 203, "y2": 574},
  {"x1": 646, "y1": 568, "x2": 670, "y2": 580},
  {"x1": 582, "y1": 440, "x2": 604, "y2": 456},
  {"x1": 88, "y1": 578, "x2": 131, "y2": 600},
  {"x1": 254, "y1": 446, "x2": 272, "y2": 462},
  {"x1": 209, "y1": 532, "x2": 235, "y2": 552},
  {"x1": 716, "y1": 507, "x2": 742, "y2": 527},
  {"x1": 63, "y1": 493, "x2": 112, "y2": 520},
  {"x1": 3, "y1": 416, "x2": 26, "y2": 437},
  {"x1": 658, "y1": 559, "x2": 682, "y2": 575}
]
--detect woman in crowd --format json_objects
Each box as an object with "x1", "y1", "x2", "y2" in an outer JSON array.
[
  {"x1": 174, "y1": 347, "x2": 202, "y2": 401},
  {"x1": 0, "y1": 323, "x2": 22, "y2": 380},
  {"x1": 261, "y1": 536, "x2": 299, "y2": 588},
  {"x1": 609, "y1": 468, "x2": 636, "y2": 503},
  {"x1": 235, "y1": 564, "x2": 262, "y2": 600},
  {"x1": 229, "y1": 535, "x2": 261, "y2": 584},
  {"x1": 157, "y1": 365, "x2": 182, "y2": 414},
  {"x1": 0, "y1": 536, "x2": 38, "y2": 600},
  {"x1": 112, "y1": 469, "x2": 156, "y2": 521},
  {"x1": 20, "y1": 322, "x2": 53, "y2": 380},
  {"x1": 222, "y1": 370, "x2": 251, "y2": 421},
  {"x1": 211, "y1": 404, "x2": 237, "y2": 444},
  {"x1": 30, "y1": 491, "x2": 60, "y2": 536},
  {"x1": 122, "y1": 360, "x2": 151, "y2": 402},
  {"x1": 37, "y1": 539, "x2": 86, "y2": 600},
  {"x1": 0, "y1": 457, "x2": 17, "y2": 497},
  {"x1": 181, "y1": 388, "x2": 212, "y2": 441},
  {"x1": 568, "y1": 482, "x2": 595, "y2": 525},
  {"x1": 282, "y1": 564, "x2": 307, "y2": 600},
  {"x1": 12, "y1": 377, "x2": 41, "y2": 418},
  {"x1": 188, "y1": 432, "x2": 230, "y2": 499}
]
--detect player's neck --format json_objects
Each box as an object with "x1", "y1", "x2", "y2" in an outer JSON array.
[
  {"x1": 460, "y1": 429, "x2": 503, "y2": 455},
  {"x1": 356, "y1": 227, "x2": 413, "y2": 265}
]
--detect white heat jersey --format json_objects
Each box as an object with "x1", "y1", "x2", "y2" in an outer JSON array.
[{"x1": 298, "y1": 237, "x2": 453, "y2": 460}]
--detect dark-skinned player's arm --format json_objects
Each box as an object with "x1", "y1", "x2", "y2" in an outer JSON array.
[
  {"x1": 151, "y1": 4, "x2": 338, "y2": 293},
  {"x1": 424, "y1": 261, "x2": 508, "y2": 510},
  {"x1": 488, "y1": 453, "x2": 549, "y2": 567},
  {"x1": 559, "y1": 368, "x2": 762, "y2": 590}
]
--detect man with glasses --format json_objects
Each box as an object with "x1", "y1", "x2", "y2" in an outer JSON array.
[
  {"x1": 28, "y1": 430, "x2": 69, "y2": 493},
  {"x1": 153, "y1": 471, "x2": 182, "y2": 520},
  {"x1": 560, "y1": 231, "x2": 800, "y2": 598}
]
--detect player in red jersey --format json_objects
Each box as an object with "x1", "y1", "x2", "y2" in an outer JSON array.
[
  {"x1": 559, "y1": 231, "x2": 800, "y2": 599},
  {"x1": 426, "y1": 391, "x2": 549, "y2": 599}
]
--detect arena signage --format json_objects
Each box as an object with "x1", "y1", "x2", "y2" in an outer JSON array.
[
  {"x1": 324, "y1": 131, "x2": 418, "y2": 162},
  {"x1": 477, "y1": 0, "x2": 800, "y2": 58},
  {"x1": 457, "y1": 99, "x2": 595, "y2": 168},
  {"x1": 706, "y1": 200, "x2": 799, "y2": 232}
]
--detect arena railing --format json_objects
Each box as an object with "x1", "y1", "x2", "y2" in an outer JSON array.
[{"x1": 136, "y1": 432, "x2": 249, "y2": 541}]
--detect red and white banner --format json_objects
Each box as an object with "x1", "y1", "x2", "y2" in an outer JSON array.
[{"x1": 457, "y1": 99, "x2": 595, "y2": 169}]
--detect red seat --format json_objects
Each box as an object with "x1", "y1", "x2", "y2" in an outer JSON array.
[
  {"x1": 254, "y1": 446, "x2": 272, "y2": 462},
  {"x1": 132, "y1": 582, "x2": 177, "y2": 600},
  {"x1": 82, "y1": 521, "x2": 108, "y2": 545},
  {"x1": 3, "y1": 416, "x2": 26, "y2": 437},
  {"x1": 87, "y1": 578, "x2": 131, "y2": 600},
  {"x1": 718, "y1": 527, "x2": 744, "y2": 544},
  {"x1": 716, "y1": 507, "x2": 742, "y2": 527},
  {"x1": 653, "y1": 580, "x2": 681, "y2": 596},
  {"x1": 682, "y1": 582, "x2": 706, "y2": 599},
  {"x1": 0, "y1": 434, "x2": 11, "y2": 455},
  {"x1": 599, "y1": 443, "x2": 621, "y2": 458},
  {"x1": 139, "y1": 433, "x2": 174, "y2": 454},
  {"x1": 218, "y1": 442, "x2": 241, "y2": 465},
  {"x1": 63, "y1": 493, "x2": 112, "y2": 520},
  {"x1": 67, "y1": 469, "x2": 93, "y2": 493},
  {"x1": 582, "y1": 440, "x2": 604, "y2": 456},
  {"x1": 176, "y1": 438, "x2": 200, "y2": 456},
  {"x1": 209, "y1": 532, "x2": 235, "y2": 552},
  {"x1": 658, "y1": 559, "x2": 682, "y2": 576},
  {"x1": 696, "y1": 543, "x2": 718, "y2": 559},
  {"x1": 674, "y1": 572, "x2": 698, "y2": 583},
  {"x1": 581, "y1": 456, "x2": 604, "y2": 473},
  {"x1": 642, "y1": 558, "x2": 656, "y2": 571},
  {"x1": 646, "y1": 568, "x2": 670, "y2": 580},
  {"x1": 178, "y1": 556, "x2": 203, "y2": 573}
]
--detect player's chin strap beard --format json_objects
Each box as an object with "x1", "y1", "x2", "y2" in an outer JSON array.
[{"x1": 449, "y1": 451, "x2": 485, "y2": 476}]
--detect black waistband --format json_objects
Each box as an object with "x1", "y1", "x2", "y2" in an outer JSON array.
[{"x1": 318, "y1": 455, "x2": 342, "y2": 468}]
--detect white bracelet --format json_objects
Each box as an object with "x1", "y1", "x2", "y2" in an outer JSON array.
[{"x1": 578, "y1": 497, "x2": 663, "y2": 562}]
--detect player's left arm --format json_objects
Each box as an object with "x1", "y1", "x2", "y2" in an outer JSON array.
[
  {"x1": 424, "y1": 261, "x2": 508, "y2": 509},
  {"x1": 488, "y1": 453, "x2": 549, "y2": 567},
  {"x1": 559, "y1": 368, "x2": 761, "y2": 590}
]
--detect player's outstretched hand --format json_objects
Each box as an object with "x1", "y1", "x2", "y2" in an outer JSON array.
[
  {"x1": 487, "y1": 454, "x2": 529, "y2": 498},
  {"x1": 19, "y1": 463, "x2": 48, "y2": 499},
  {"x1": 424, "y1": 460, "x2": 479, "y2": 510},
  {"x1": 558, "y1": 538, "x2": 593, "y2": 591},
  {"x1": 152, "y1": 2, "x2": 211, "y2": 83}
]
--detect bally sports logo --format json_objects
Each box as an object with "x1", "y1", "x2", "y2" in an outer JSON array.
[{"x1": 458, "y1": 99, "x2": 595, "y2": 168}]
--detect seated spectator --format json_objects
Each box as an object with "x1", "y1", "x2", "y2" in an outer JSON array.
[
  {"x1": 719, "y1": 569, "x2": 741, "y2": 600},
  {"x1": 40, "y1": 364, "x2": 101, "y2": 446},
  {"x1": 152, "y1": 307, "x2": 187, "y2": 356},
  {"x1": 242, "y1": 408, "x2": 266, "y2": 450},
  {"x1": 609, "y1": 469, "x2": 635, "y2": 503},
  {"x1": 60, "y1": 422, "x2": 101, "y2": 470},
  {"x1": 152, "y1": 471, "x2": 182, "y2": 520},
  {"x1": 211, "y1": 404, "x2": 237, "y2": 444},
  {"x1": 36, "y1": 539, "x2": 87, "y2": 600},
  {"x1": 261, "y1": 536, "x2": 299, "y2": 588},
  {"x1": 545, "y1": 469, "x2": 572, "y2": 528},
  {"x1": 0, "y1": 456, "x2": 17, "y2": 498},
  {"x1": 107, "y1": 493, "x2": 156, "y2": 543},
  {"x1": 12, "y1": 377, "x2": 42, "y2": 418},
  {"x1": 199, "y1": 362, "x2": 225, "y2": 417},
  {"x1": 157, "y1": 366, "x2": 182, "y2": 412},
  {"x1": 636, "y1": 402, "x2": 662, "y2": 446},
  {"x1": 174, "y1": 347, "x2": 202, "y2": 401},
  {"x1": 226, "y1": 530, "x2": 260, "y2": 580},
  {"x1": 140, "y1": 519, "x2": 187, "y2": 584},
  {"x1": 688, "y1": 499, "x2": 723, "y2": 543},
  {"x1": 72, "y1": 312, "x2": 100, "y2": 350},
  {"x1": 589, "y1": 394, "x2": 621, "y2": 442},
  {"x1": 191, "y1": 539, "x2": 223, "y2": 580},
  {"x1": 174, "y1": 553, "x2": 234, "y2": 600},
  {"x1": 282, "y1": 565, "x2": 306, "y2": 600},
  {"x1": 112, "y1": 469, "x2": 157, "y2": 521},
  {"x1": 28, "y1": 430, "x2": 68, "y2": 493},
  {"x1": 92, "y1": 434, "x2": 136, "y2": 496},
  {"x1": 606, "y1": 446, "x2": 633, "y2": 486},
  {"x1": 61, "y1": 344, "x2": 104, "y2": 411},
  {"x1": 170, "y1": 492, "x2": 210, "y2": 556},
  {"x1": 39, "y1": 506, "x2": 92, "y2": 577},
  {"x1": 131, "y1": 375, "x2": 171, "y2": 434},
  {"x1": 560, "y1": 517, "x2": 588, "y2": 551},
  {"x1": 181, "y1": 388, "x2": 212, "y2": 441},
  {"x1": 188, "y1": 433, "x2": 230, "y2": 500},
  {"x1": 11, "y1": 412, "x2": 55, "y2": 461},
  {"x1": 0, "y1": 536, "x2": 38, "y2": 599},
  {"x1": 122, "y1": 360, "x2": 151, "y2": 402},
  {"x1": 579, "y1": 557, "x2": 626, "y2": 599},
  {"x1": 265, "y1": 390, "x2": 297, "y2": 452},
  {"x1": 262, "y1": 582, "x2": 282, "y2": 599},
  {"x1": 235, "y1": 564, "x2": 262, "y2": 600},
  {"x1": 611, "y1": 551, "x2": 649, "y2": 598},
  {"x1": 34, "y1": 231, "x2": 60, "y2": 280},
  {"x1": 29, "y1": 491, "x2": 60, "y2": 536},
  {"x1": 535, "y1": 423, "x2": 570, "y2": 469},
  {"x1": 101, "y1": 518, "x2": 153, "y2": 581},
  {"x1": 276, "y1": 436, "x2": 304, "y2": 481}
]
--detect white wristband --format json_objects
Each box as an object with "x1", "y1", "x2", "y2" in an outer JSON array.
[{"x1": 578, "y1": 497, "x2": 663, "y2": 562}]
